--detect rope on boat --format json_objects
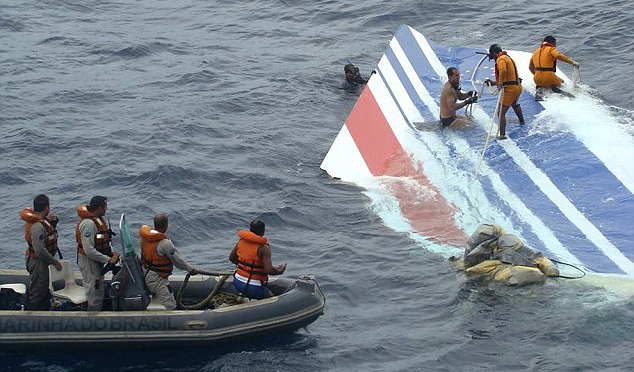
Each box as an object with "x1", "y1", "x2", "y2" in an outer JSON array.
[
  {"x1": 209, "y1": 292, "x2": 239, "y2": 308},
  {"x1": 474, "y1": 85, "x2": 503, "y2": 179},
  {"x1": 175, "y1": 272, "x2": 233, "y2": 310},
  {"x1": 196, "y1": 270, "x2": 234, "y2": 276}
]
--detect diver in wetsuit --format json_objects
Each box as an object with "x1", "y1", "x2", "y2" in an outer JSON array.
[{"x1": 343, "y1": 63, "x2": 375, "y2": 89}]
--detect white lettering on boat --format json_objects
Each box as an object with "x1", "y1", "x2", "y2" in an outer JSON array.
[{"x1": 0, "y1": 316, "x2": 177, "y2": 333}]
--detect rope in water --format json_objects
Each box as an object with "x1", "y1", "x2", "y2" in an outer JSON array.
[{"x1": 549, "y1": 258, "x2": 587, "y2": 279}]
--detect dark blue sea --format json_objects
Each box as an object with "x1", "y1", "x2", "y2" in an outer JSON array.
[{"x1": 2, "y1": 1, "x2": 633, "y2": 371}]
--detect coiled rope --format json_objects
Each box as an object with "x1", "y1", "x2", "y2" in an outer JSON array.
[{"x1": 175, "y1": 270, "x2": 235, "y2": 310}]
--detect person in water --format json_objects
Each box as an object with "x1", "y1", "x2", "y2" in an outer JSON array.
[
  {"x1": 343, "y1": 63, "x2": 374, "y2": 89},
  {"x1": 140, "y1": 213, "x2": 200, "y2": 310},
  {"x1": 20, "y1": 194, "x2": 63, "y2": 310},
  {"x1": 528, "y1": 36, "x2": 579, "y2": 99},
  {"x1": 229, "y1": 219, "x2": 286, "y2": 299},
  {"x1": 484, "y1": 44, "x2": 525, "y2": 140},
  {"x1": 76, "y1": 196, "x2": 120, "y2": 311},
  {"x1": 439, "y1": 67, "x2": 478, "y2": 128}
]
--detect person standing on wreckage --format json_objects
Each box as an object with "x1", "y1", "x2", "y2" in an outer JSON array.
[
  {"x1": 76, "y1": 196, "x2": 120, "y2": 311},
  {"x1": 529, "y1": 35, "x2": 580, "y2": 100},
  {"x1": 484, "y1": 44, "x2": 525, "y2": 140}
]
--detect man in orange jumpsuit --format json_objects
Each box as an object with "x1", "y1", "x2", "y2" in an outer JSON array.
[
  {"x1": 529, "y1": 36, "x2": 579, "y2": 100},
  {"x1": 485, "y1": 44, "x2": 525, "y2": 140}
]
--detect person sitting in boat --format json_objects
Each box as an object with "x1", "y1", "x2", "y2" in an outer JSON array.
[
  {"x1": 20, "y1": 194, "x2": 63, "y2": 310},
  {"x1": 139, "y1": 213, "x2": 201, "y2": 310},
  {"x1": 484, "y1": 44, "x2": 525, "y2": 140},
  {"x1": 528, "y1": 36, "x2": 579, "y2": 100},
  {"x1": 439, "y1": 67, "x2": 478, "y2": 128},
  {"x1": 76, "y1": 196, "x2": 120, "y2": 311},
  {"x1": 229, "y1": 219, "x2": 287, "y2": 300}
]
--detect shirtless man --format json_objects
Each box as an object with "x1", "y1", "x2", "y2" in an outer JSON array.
[{"x1": 440, "y1": 67, "x2": 477, "y2": 128}]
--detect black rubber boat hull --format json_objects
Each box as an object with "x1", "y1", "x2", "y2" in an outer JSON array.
[{"x1": 0, "y1": 270, "x2": 325, "y2": 350}]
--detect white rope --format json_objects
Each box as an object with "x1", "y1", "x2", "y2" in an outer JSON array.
[
  {"x1": 474, "y1": 85, "x2": 503, "y2": 179},
  {"x1": 465, "y1": 100, "x2": 473, "y2": 118},
  {"x1": 478, "y1": 79, "x2": 487, "y2": 98},
  {"x1": 485, "y1": 82, "x2": 499, "y2": 96},
  {"x1": 572, "y1": 66, "x2": 582, "y2": 89}
]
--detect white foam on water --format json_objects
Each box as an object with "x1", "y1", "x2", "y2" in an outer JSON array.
[
  {"x1": 511, "y1": 50, "x2": 634, "y2": 194},
  {"x1": 362, "y1": 181, "x2": 463, "y2": 257}
]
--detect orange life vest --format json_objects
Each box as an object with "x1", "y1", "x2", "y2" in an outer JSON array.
[
  {"x1": 75, "y1": 204, "x2": 112, "y2": 256},
  {"x1": 495, "y1": 52, "x2": 521, "y2": 86},
  {"x1": 20, "y1": 207, "x2": 59, "y2": 259},
  {"x1": 531, "y1": 42, "x2": 558, "y2": 72},
  {"x1": 139, "y1": 225, "x2": 173, "y2": 278},
  {"x1": 530, "y1": 42, "x2": 574, "y2": 88},
  {"x1": 235, "y1": 230, "x2": 269, "y2": 284}
]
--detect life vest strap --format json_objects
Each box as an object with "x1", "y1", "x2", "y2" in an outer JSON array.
[
  {"x1": 142, "y1": 259, "x2": 172, "y2": 273},
  {"x1": 237, "y1": 259, "x2": 264, "y2": 270},
  {"x1": 145, "y1": 266, "x2": 172, "y2": 274},
  {"x1": 237, "y1": 265, "x2": 267, "y2": 277},
  {"x1": 76, "y1": 244, "x2": 111, "y2": 256},
  {"x1": 502, "y1": 81, "x2": 520, "y2": 86},
  {"x1": 142, "y1": 258, "x2": 171, "y2": 268},
  {"x1": 535, "y1": 67, "x2": 556, "y2": 72}
]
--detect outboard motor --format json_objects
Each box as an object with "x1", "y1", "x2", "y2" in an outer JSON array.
[
  {"x1": 110, "y1": 214, "x2": 150, "y2": 311},
  {"x1": 110, "y1": 254, "x2": 150, "y2": 311}
]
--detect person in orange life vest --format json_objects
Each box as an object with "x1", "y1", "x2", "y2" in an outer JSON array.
[
  {"x1": 20, "y1": 194, "x2": 63, "y2": 310},
  {"x1": 76, "y1": 196, "x2": 120, "y2": 311},
  {"x1": 484, "y1": 44, "x2": 525, "y2": 140},
  {"x1": 529, "y1": 36, "x2": 579, "y2": 91},
  {"x1": 440, "y1": 67, "x2": 478, "y2": 128},
  {"x1": 140, "y1": 213, "x2": 200, "y2": 310},
  {"x1": 229, "y1": 219, "x2": 287, "y2": 300}
]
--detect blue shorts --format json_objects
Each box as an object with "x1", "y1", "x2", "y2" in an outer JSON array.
[{"x1": 232, "y1": 276, "x2": 270, "y2": 300}]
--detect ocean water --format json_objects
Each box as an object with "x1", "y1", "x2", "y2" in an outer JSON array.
[{"x1": 1, "y1": 1, "x2": 634, "y2": 371}]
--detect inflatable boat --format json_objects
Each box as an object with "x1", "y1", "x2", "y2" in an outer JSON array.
[
  {"x1": 0, "y1": 269, "x2": 325, "y2": 350},
  {"x1": 0, "y1": 214, "x2": 325, "y2": 350},
  {"x1": 322, "y1": 25, "x2": 634, "y2": 280}
]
